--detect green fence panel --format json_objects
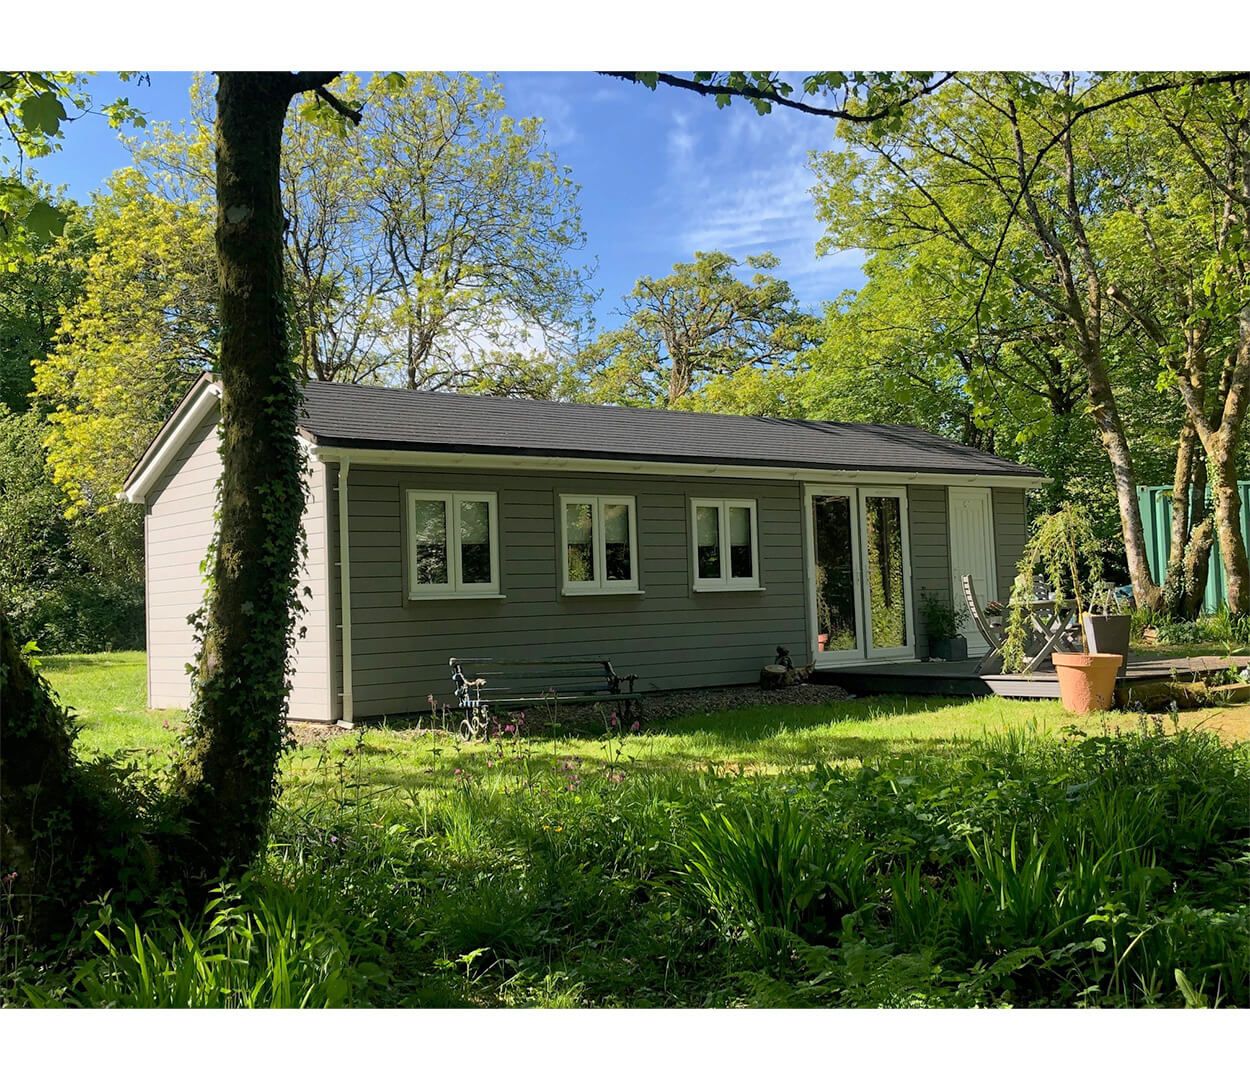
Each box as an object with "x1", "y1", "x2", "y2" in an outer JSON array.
[{"x1": 1137, "y1": 483, "x2": 1250, "y2": 613}]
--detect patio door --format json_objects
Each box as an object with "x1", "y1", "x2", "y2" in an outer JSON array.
[
  {"x1": 808, "y1": 486, "x2": 915, "y2": 664},
  {"x1": 809, "y1": 488, "x2": 864, "y2": 663},
  {"x1": 858, "y1": 488, "x2": 915, "y2": 660}
]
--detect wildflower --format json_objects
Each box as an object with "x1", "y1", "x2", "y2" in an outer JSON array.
[
  {"x1": 517, "y1": 711, "x2": 526, "y2": 725},
  {"x1": 504, "y1": 723, "x2": 515, "y2": 735},
  {"x1": 454, "y1": 768, "x2": 463, "y2": 776},
  {"x1": 609, "y1": 711, "x2": 619, "y2": 728},
  {"x1": 630, "y1": 720, "x2": 641, "y2": 733},
  {"x1": 328, "y1": 834, "x2": 339, "y2": 845}
]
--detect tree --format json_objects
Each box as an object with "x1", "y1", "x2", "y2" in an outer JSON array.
[
  {"x1": 603, "y1": 71, "x2": 953, "y2": 126},
  {"x1": 579, "y1": 251, "x2": 813, "y2": 409},
  {"x1": 32, "y1": 166, "x2": 217, "y2": 511},
  {"x1": 0, "y1": 197, "x2": 90, "y2": 412},
  {"x1": 809, "y1": 73, "x2": 1240, "y2": 611},
  {"x1": 360, "y1": 71, "x2": 593, "y2": 391},
  {"x1": 169, "y1": 71, "x2": 365, "y2": 880},
  {"x1": 0, "y1": 406, "x2": 143, "y2": 651},
  {"x1": 33, "y1": 72, "x2": 590, "y2": 516},
  {"x1": 1, "y1": 72, "x2": 144, "y2": 252},
  {"x1": 3, "y1": 72, "x2": 366, "y2": 925},
  {"x1": 1103, "y1": 79, "x2": 1250, "y2": 613}
]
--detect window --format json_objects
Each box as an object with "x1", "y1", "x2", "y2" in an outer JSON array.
[
  {"x1": 691, "y1": 498, "x2": 760, "y2": 590},
  {"x1": 406, "y1": 490, "x2": 500, "y2": 598},
  {"x1": 560, "y1": 495, "x2": 639, "y2": 594}
]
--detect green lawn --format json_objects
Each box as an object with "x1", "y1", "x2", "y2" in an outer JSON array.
[
  {"x1": 22, "y1": 652, "x2": 1247, "y2": 1009},
  {"x1": 45, "y1": 649, "x2": 1081, "y2": 783}
]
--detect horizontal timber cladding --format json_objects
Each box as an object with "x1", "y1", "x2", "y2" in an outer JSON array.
[
  {"x1": 334, "y1": 464, "x2": 810, "y2": 715},
  {"x1": 907, "y1": 485, "x2": 951, "y2": 657},
  {"x1": 142, "y1": 402, "x2": 335, "y2": 721},
  {"x1": 145, "y1": 410, "x2": 220, "y2": 709},
  {"x1": 991, "y1": 487, "x2": 1028, "y2": 604}
]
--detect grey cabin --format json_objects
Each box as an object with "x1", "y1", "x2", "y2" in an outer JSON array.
[{"x1": 121, "y1": 376, "x2": 1043, "y2": 724}]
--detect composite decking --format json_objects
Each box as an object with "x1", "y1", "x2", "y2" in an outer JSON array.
[{"x1": 813, "y1": 653, "x2": 1236, "y2": 701}]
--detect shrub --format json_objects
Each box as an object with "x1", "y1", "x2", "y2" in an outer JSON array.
[{"x1": 0, "y1": 407, "x2": 143, "y2": 652}]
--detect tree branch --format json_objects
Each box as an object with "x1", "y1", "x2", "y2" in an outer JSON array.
[
  {"x1": 314, "y1": 85, "x2": 363, "y2": 126},
  {"x1": 599, "y1": 71, "x2": 954, "y2": 123}
]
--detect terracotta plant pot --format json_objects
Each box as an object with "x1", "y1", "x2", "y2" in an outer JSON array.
[{"x1": 1052, "y1": 652, "x2": 1122, "y2": 714}]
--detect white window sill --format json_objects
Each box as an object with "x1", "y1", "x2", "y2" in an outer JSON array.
[
  {"x1": 692, "y1": 583, "x2": 765, "y2": 593},
  {"x1": 408, "y1": 592, "x2": 506, "y2": 601},
  {"x1": 561, "y1": 587, "x2": 644, "y2": 597}
]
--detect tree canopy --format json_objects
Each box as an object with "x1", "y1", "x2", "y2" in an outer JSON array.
[{"x1": 578, "y1": 250, "x2": 813, "y2": 410}]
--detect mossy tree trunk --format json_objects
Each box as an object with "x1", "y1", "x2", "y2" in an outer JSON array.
[{"x1": 173, "y1": 72, "x2": 356, "y2": 880}]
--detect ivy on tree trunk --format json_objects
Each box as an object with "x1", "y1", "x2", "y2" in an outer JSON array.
[{"x1": 172, "y1": 72, "x2": 356, "y2": 880}]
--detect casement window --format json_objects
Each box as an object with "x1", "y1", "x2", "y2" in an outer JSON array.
[
  {"x1": 560, "y1": 494, "x2": 639, "y2": 594},
  {"x1": 690, "y1": 498, "x2": 760, "y2": 591},
  {"x1": 406, "y1": 490, "x2": 501, "y2": 598}
]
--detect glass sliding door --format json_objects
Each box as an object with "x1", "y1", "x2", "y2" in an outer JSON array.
[
  {"x1": 810, "y1": 489, "x2": 863, "y2": 662},
  {"x1": 858, "y1": 488, "x2": 913, "y2": 659}
]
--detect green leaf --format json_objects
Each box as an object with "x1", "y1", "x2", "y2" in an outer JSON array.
[
  {"x1": 23, "y1": 199, "x2": 67, "y2": 241},
  {"x1": 19, "y1": 91, "x2": 67, "y2": 136}
]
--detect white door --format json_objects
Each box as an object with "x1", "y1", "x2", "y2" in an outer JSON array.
[{"x1": 948, "y1": 488, "x2": 997, "y2": 656}]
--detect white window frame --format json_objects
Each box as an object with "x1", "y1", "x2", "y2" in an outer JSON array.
[
  {"x1": 559, "y1": 494, "x2": 640, "y2": 595},
  {"x1": 690, "y1": 497, "x2": 761, "y2": 591},
  {"x1": 406, "y1": 489, "x2": 501, "y2": 599}
]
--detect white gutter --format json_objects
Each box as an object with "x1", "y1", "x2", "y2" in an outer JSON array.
[
  {"x1": 310, "y1": 445, "x2": 1046, "y2": 490},
  {"x1": 336, "y1": 458, "x2": 354, "y2": 729}
]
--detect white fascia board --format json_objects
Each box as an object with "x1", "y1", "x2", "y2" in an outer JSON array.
[
  {"x1": 118, "y1": 379, "x2": 223, "y2": 504},
  {"x1": 308, "y1": 444, "x2": 1046, "y2": 490}
]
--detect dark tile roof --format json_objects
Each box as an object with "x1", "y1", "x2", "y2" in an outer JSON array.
[{"x1": 297, "y1": 381, "x2": 1042, "y2": 478}]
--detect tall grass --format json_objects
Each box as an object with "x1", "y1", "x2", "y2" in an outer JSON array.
[{"x1": 6, "y1": 717, "x2": 1247, "y2": 1008}]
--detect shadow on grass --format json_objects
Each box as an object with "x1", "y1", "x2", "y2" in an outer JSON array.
[
  {"x1": 287, "y1": 694, "x2": 1013, "y2": 795},
  {"x1": 38, "y1": 652, "x2": 144, "y2": 674}
]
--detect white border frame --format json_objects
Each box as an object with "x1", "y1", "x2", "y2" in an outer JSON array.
[
  {"x1": 805, "y1": 485, "x2": 866, "y2": 666},
  {"x1": 405, "y1": 489, "x2": 501, "y2": 599},
  {"x1": 858, "y1": 486, "x2": 916, "y2": 661},
  {"x1": 690, "y1": 497, "x2": 762, "y2": 592},
  {"x1": 559, "y1": 494, "x2": 641, "y2": 595}
]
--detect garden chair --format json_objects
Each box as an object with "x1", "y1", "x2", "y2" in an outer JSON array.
[{"x1": 962, "y1": 575, "x2": 1005, "y2": 675}]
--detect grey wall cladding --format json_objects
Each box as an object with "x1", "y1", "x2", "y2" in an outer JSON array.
[{"x1": 333, "y1": 464, "x2": 810, "y2": 716}]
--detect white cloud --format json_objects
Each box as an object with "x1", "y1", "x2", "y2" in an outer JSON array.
[
  {"x1": 657, "y1": 99, "x2": 864, "y2": 309},
  {"x1": 666, "y1": 109, "x2": 698, "y2": 169},
  {"x1": 501, "y1": 76, "x2": 580, "y2": 148}
]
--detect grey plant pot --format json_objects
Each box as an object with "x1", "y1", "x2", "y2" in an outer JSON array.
[
  {"x1": 931, "y1": 636, "x2": 969, "y2": 662},
  {"x1": 1082, "y1": 613, "x2": 1130, "y2": 676}
]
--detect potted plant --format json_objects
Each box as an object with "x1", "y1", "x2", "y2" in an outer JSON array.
[
  {"x1": 920, "y1": 589, "x2": 968, "y2": 661},
  {"x1": 1001, "y1": 504, "x2": 1123, "y2": 714},
  {"x1": 1082, "y1": 582, "x2": 1131, "y2": 676}
]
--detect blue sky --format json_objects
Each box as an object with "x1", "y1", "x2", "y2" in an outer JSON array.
[{"x1": 31, "y1": 72, "x2": 865, "y2": 331}]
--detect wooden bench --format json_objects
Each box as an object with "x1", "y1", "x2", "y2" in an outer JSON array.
[{"x1": 449, "y1": 656, "x2": 640, "y2": 739}]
